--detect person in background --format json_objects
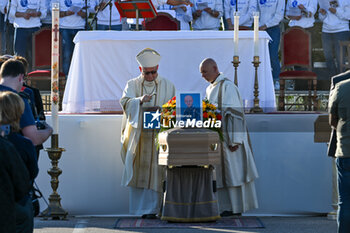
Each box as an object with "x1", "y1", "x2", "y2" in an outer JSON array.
[
  {"x1": 257, "y1": 0, "x2": 285, "y2": 90},
  {"x1": 224, "y1": 0, "x2": 256, "y2": 30},
  {"x1": 285, "y1": 0, "x2": 317, "y2": 30},
  {"x1": 191, "y1": 0, "x2": 223, "y2": 30},
  {"x1": 0, "y1": 0, "x2": 15, "y2": 55},
  {"x1": 58, "y1": 0, "x2": 90, "y2": 75},
  {"x1": 120, "y1": 48, "x2": 175, "y2": 219},
  {"x1": 199, "y1": 58, "x2": 258, "y2": 216},
  {"x1": 9, "y1": 0, "x2": 46, "y2": 71},
  {"x1": 318, "y1": 0, "x2": 350, "y2": 77},
  {"x1": 0, "y1": 91, "x2": 38, "y2": 233},
  {"x1": 328, "y1": 77, "x2": 350, "y2": 233}
]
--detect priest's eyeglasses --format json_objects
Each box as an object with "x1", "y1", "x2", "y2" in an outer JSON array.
[{"x1": 143, "y1": 70, "x2": 157, "y2": 75}]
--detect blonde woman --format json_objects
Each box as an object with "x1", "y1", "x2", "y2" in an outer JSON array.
[{"x1": 0, "y1": 91, "x2": 37, "y2": 233}]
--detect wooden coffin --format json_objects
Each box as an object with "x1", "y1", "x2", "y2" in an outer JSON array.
[{"x1": 158, "y1": 127, "x2": 221, "y2": 166}]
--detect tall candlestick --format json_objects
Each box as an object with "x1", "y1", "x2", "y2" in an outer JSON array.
[
  {"x1": 253, "y1": 11, "x2": 259, "y2": 57},
  {"x1": 233, "y1": 12, "x2": 240, "y2": 56},
  {"x1": 51, "y1": 3, "x2": 60, "y2": 134}
]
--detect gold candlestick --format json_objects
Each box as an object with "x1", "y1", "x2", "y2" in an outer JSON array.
[
  {"x1": 250, "y1": 56, "x2": 263, "y2": 113},
  {"x1": 232, "y1": 56, "x2": 240, "y2": 86},
  {"x1": 41, "y1": 134, "x2": 67, "y2": 220}
]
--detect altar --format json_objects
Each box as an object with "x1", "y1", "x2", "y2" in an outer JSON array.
[
  {"x1": 36, "y1": 113, "x2": 332, "y2": 216},
  {"x1": 62, "y1": 31, "x2": 276, "y2": 113}
]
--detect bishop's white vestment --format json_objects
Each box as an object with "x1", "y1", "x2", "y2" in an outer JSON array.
[
  {"x1": 206, "y1": 73, "x2": 259, "y2": 213},
  {"x1": 120, "y1": 74, "x2": 175, "y2": 215}
]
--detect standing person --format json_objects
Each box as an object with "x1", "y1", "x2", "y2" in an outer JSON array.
[
  {"x1": 0, "y1": 91, "x2": 38, "y2": 233},
  {"x1": 328, "y1": 78, "x2": 350, "y2": 233},
  {"x1": 319, "y1": 0, "x2": 350, "y2": 77},
  {"x1": 2, "y1": 0, "x2": 15, "y2": 55},
  {"x1": 120, "y1": 48, "x2": 175, "y2": 219},
  {"x1": 9, "y1": 0, "x2": 46, "y2": 70},
  {"x1": 191, "y1": 0, "x2": 223, "y2": 30},
  {"x1": 328, "y1": 70, "x2": 350, "y2": 157},
  {"x1": 93, "y1": 0, "x2": 124, "y2": 31},
  {"x1": 285, "y1": 0, "x2": 317, "y2": 29},
  {"x1": 0, "y1": 0, "x2": 6, "y2": 53},
  {"x1": 0, "y1": 59, "x2": 53, "y2": 147},
  {"x1": 257, "y1": 0, "x2": 285, "y2": 90},
  {"x1": 0, "y1": 135, "x2": 30, "y2": 233},
  {"x1": 58, "y1": 0, "x2": 90, "y2": 75},
  {"x1": 199, "y1": 58, "x2": 258, "y2": 216},
  {"x1": 224, "y1": 0, "x2": 257, "y2": 30}
]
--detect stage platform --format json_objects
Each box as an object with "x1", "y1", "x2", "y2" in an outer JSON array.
[{"x1": 36, "y1": 113, "x2": 333, "y2": 216}]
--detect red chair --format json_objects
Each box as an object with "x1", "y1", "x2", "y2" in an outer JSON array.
[
  {"x1": 144, "y1": 12, "x2": 180, "y2": 30},
  {"x1": 278, "y1": 26, "x2": 317, "y2": 111},
  {"x1": 27, "y1": 27, "x2": 66, "y2": 109}
]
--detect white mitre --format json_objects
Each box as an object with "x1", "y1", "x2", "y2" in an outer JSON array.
[{"x1": 136, "y1": 48, "x2": 161, "y2": 68}]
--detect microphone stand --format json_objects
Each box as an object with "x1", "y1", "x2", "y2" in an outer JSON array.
[
  {"x1": 85, "y1": 0, "x2": 89, "y2": 30},
  {"x1": 109, "y1": 0, "x2": 112, "y2": 30}
]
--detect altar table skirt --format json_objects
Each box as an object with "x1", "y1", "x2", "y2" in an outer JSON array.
[{"x1": 161, "y1": 166, "x2": 220, "y2": 222}]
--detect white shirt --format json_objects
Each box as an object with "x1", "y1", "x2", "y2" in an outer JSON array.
[
  {"x1": 58, "y1": 0, "x2": 89, "y2": 29},
  {"x1": 10, "y1": 0, "x2": 46, "y2": 28},
  {"x1": 318, "y1": 0, "x2": 350, "y2": 33},
  {"x1": 257, "y1": 0, "x2": 285, "y2": 28},
  {"x1": 0, "y1": 0, "x2": 7, "y2": 13},
  {"x1": 286, "y1": 0, "x2": 317, "y2": 28},
  {"x1": 191, "y1": 0, "x2": 223, "y2": 30},
  {"x1": 224, "y1": 0, "x2": 257, "y2": 27}
]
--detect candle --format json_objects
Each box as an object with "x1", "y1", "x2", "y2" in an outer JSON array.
[
  {"x1": 233, "y1": 11, "x2": 240, "y2": 56},
  {"x1": 51, "y1": 3, "x2": 60, "y2": 134},
  {"x1": 253, "y1": 11, "x2": 259, "y2": 57}
]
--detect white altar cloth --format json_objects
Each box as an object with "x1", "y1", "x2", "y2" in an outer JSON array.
[
  {"x1": 37, "y1": 113, "x2": 332, "y2": 216},
  {"x1": 62, "y1": 31, "x2": 276, "y2": 113}
]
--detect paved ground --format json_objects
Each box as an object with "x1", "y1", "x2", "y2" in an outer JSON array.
[{"x1": 34, "y1": 216, "x2": 337, "y2": 233}]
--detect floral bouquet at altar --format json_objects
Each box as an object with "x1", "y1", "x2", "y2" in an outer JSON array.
[{"x1": 160, "y1": 96, "x2": 223, "y2": 140}]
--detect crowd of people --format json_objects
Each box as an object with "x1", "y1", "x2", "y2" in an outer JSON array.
[
  {"x1": 0, "y1": 56, "x2": 53, "y2": 233},
  {"x1": 0, "y1": 0, "x2": 349, "y2": 88}
]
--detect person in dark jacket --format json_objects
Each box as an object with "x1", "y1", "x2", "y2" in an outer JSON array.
[
  {"x1": 0, "y1": 91, "x2": 38, "y2": 233},
  {"x1": 0, "y1": 128, "x2": 31, "y2": 233}
]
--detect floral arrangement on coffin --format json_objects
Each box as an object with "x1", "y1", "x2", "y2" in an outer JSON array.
[{"x1": 160, "y1": 96, "x2": 223, "y2": 140}]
